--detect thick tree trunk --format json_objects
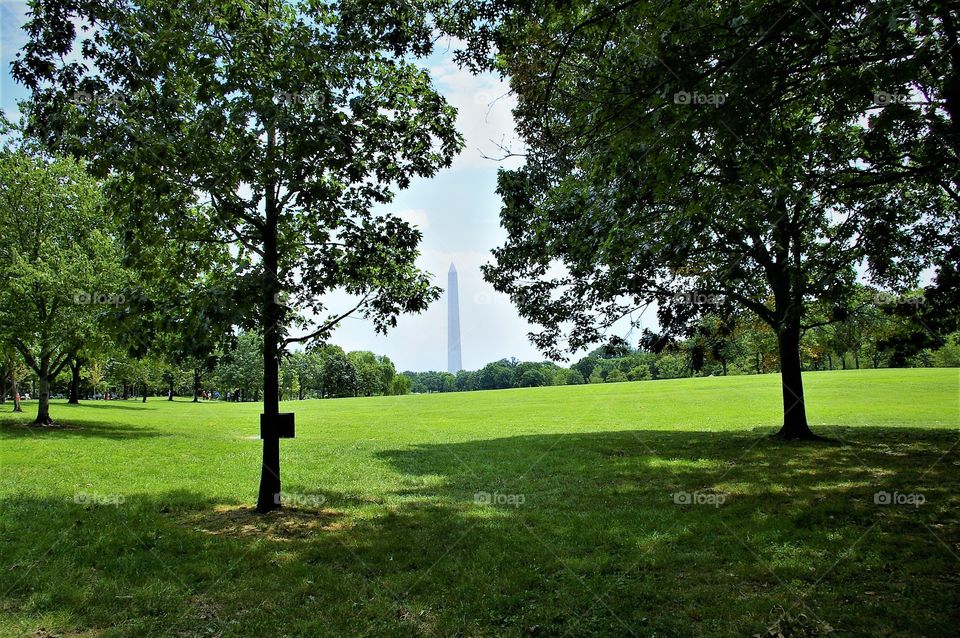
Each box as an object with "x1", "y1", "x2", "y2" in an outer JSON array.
[
  {"x1": 257, "y1": 226, "x2": 283, "y2": 512},
  {"x1": 775, "y1": 325, "x2": 816, "y2": 439},
  {"x1": 35, "y1": 357, "x2": 53, "y2": 425},
  {"x1": 68, "y1": 359, "x2": 82, "y2": 404}
]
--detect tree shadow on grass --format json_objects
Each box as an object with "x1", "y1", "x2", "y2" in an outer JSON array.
[
  {"x1": 2, "y1": 426, "x2": 958, "y2": 637},
  {"x1": 53, "y1": 401, "x2": 160, "y2": 411},
  {"x1": 0, "y1": 419, "x2": 165, "y2": 440}
]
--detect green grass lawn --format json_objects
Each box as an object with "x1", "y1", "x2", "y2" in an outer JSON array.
[{"x1": 1, "y1": 368, "x2": 958, "y2": 637}]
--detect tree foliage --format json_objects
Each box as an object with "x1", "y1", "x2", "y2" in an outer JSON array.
[{"x1": 450, "y1": 0, "x2": 959, "y2": 438}]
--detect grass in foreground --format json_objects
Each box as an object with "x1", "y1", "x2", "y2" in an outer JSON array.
[{"x1": 1, "y1": 368, "x2": 958, "y2": 637}]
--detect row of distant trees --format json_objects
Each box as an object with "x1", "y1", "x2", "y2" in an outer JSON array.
[
  {"x1": 404, "y1": 299, "x2": 960, "y2": 393},
  {"x1": 0, "y1": 330, "x2": 410, "y2": 405}
]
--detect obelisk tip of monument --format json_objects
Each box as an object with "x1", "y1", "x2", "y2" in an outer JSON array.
[{"x1": 449, "y1": 262, "x2": 457, "y2": 273}]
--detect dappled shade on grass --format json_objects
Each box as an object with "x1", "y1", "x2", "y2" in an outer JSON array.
[{"x1": 2, "y1": 422, "x2": 957, "y2": 636}]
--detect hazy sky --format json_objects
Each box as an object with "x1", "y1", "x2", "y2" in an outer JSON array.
[{"x1": 1, "y1": 5, "x2": 654, "y2": 371}]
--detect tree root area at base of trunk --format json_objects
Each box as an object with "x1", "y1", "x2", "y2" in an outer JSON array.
[{"x1": 771, "y1": 429, "x2": 837, "y2": 444}]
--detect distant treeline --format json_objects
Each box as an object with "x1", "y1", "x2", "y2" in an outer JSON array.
[
  {"x1": 403, "y1": 304, "x2": 960, "y2": 393},
  {"x1": 11, "y1": 287, "x2": 957, "y2": 402}
]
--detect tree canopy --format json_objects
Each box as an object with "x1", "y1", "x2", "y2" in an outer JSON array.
[
  {"x1": 14, "y1": 0, "x2": 463, "y2": 509},
  {"x1": 450, "y1": 0, "x2": 959, "y2": 438}
]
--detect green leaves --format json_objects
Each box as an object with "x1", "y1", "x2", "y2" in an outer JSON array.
[
  {"x1": 460, "y1": 0, "x2": 957, "y2": 357},
  {"x1": 13, "y1": 0, "x2": 463, "y2": 352}
]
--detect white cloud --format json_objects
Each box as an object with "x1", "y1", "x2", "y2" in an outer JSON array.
[
  {"x1": 394, "y1": 208, "x2": 430, "y2": 231},
  {"x1": 428, "y1": 58, "x2": 525, "y2": 171}
]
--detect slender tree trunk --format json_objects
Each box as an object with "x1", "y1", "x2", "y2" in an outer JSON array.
[
  {"x1": 775, "y1": 324, "x2": 816, "y2": 439},
  {"x1": 854, "y1": 351, "x2": 860, "y2": 369},
  {"x1": 841, "y1": 352, "x2": 847, "y2": 370},
  {"x1": 0, "y1": 368, "x2": 7, "y2": 405},
  {"x1": 142, "y1": 382, "x2": 148, "y2": 402},
  {"x1": 122, "y1": 381, "x2": 129, "y2": 400},
  {"x1": 35, "y1": 355, "x2": 53, "y2": 425},
  {"x1": 192, "y1": 367, "x2": 201, "y2": 403},
  {"x1": 168, "y1": 378, "x2": 174, "y2": 401},
  {"x1": 11, "y1": 375, "x2": 22, "y2": 412},
  {"x1": 68, "y1": 359, "x2": 82, "y2": 404},
  {"x1": 827, "y1": 353, "x2": 832, "y2": 370}
]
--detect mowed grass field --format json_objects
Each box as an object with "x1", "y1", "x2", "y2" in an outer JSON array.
[{"x1": 1, "y1": 368, "x2": 958, "y2": 638}]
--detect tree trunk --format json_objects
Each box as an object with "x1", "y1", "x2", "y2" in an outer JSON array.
[
  {"x1": 122, "y1": 381, "x2": 129, "y2": 400},
  {"x1": 168, "y1": 377, "x2": 174, "y2": 401},
  {"x1": 826, "y1": 353, "x2": 832, "y2": 370},
  {"x1": 192, "y1": 367, "x2": 201, "y2": 402},
  {"x1": 11, "y1": 375, "x2": 22, "y2": 412},
  {"x1": 35, "y1": 355, "x2": 53, "y2": 425},
  {"x1": 68, "y1": 359, "x2": 82, "y2": 404},
  {"x1": 854, "y1": 351, "x2": 860, "y2": 369},
  {"x1": 142, "y1": 382, "x2": 148, "y2": 402},
  {"x1": 775, "y1": 325, "x2": 816, "y2": 439},
  {"x1": 257, "y1": 119, "x2": 284, "y2": 514}
]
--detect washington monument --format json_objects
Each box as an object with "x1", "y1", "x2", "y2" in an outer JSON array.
[{"x1": 447, "y1": 262, "x2": 462, "y2": 373}]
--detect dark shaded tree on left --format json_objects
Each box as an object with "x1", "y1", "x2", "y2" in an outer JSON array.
[{"x1": 14, "y1": 0, "x2": 461, "y2": 510}]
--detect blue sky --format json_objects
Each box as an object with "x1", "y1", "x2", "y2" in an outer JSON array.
[{"x1": 0, "y1": 4, "x2": 652, "y2": 371}]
